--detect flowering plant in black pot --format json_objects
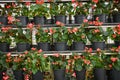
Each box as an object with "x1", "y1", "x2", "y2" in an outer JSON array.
[
  {"x1": 107, "y1": 24, "x2": 120, "y2": 47},
  {"x1": 24, "y1": 48, "x2": 50, "y2": 74},
  {"x1": 36, "y1": 26, "x2": 52, "y2": 51},
  {"x1": 49, "y1": 53, "x2": 67, "y2": 70}
]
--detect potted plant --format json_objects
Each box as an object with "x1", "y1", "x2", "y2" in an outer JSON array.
[
  {"x1": 91, "y1": 0, "x2": 113, "y2": 23},
  {"x1": 0, "y1": 4, "x2": 8, "y2": 25},
  {"x1": 13, "y1": 25, "x2": 32, "y2": 52},
  {"x1": 73, "y1": 1, "x2": 90, "y2": 24},
  {"x1": 107, "y1": 24, "x2": 120, "y2": 47},
  {"x1": 111, "y1": 0, "x2": 120, "y2": 23},
  {"x1": 24, "y1": 48, "x2": 50, "y2": 80},
  {"x1": 30, "y1": 3, "x2": 49, "y2": 25},
  {"x1": 50, "y1": 2, "x2": 68, "y2": 24},
  {"x1": 68, "y1": 24, "x2": 87, "y2": 50},
  {"x1": 12, "y1": 54, "x2": 25, "y2": 80},
  {"x1": 52, "y1": 22, "x2": 69, "y2": 51},
  {"x1": 1, "y1": 52, "x2": 15, "y2": 80},
  {"x1": 0, "y1": 27, "x2": 12, "y2": 52},
  {"x1": 0, "y1": 53, "x2": 6, "y2": 80},
  {"x1": 72, "y1": 47, "x2": 92, "y2": 80},
  {"x1": 87, "y1": 18, "x2": 108, "y2": 50},
  {"x1": 14, "y1": 3, "x2": 30, "y2": 26},
  {"x1": 90, "y1": 48, "x2": 107, "y2": 80},
  {"x1": 49, "y1": 53, "x2": 67, "y2": 80},
  {"x1": 36, "y1": 26, "x2": 52, "y2": 51},
  {"x1": 106, "y1": 46, "x2": 120, "y2": 80}
]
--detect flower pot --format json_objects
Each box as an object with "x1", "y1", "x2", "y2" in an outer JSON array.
[
  {"x1": 16, "y1": 43, "x2": 30, "y2": 52},
  {"x1": 32, "y1": 71, "x2": 44, "y2": 80},
  {"x1": 53, "y1": 69, "x2": 65, "y2": 80},
  {"x1": 0, "y1": 42, "x2": 10, "y2": 52},
  {"x1": 54, "y1": 42, "x2": 67, "y2": 51},
  {"x1": 114, "y1": 41, "x2": 120, "y2": 47},
  {"x1": 34, "y1": 16, "x2": 46, "y2": 25},
  {"x1": 13, "y1": 70, "x2": 24, "y2": 80},
  {"x1": 94, "y1": 14, "x2": 108, "y2": 23},
  {"x1": 0, "y1": 70, "x2": 3, "y2": 80},
  {"x1": 0, "y1": 16, "x2": 8, "y2": 25},
  {"x1": 37, "y1": 42, "x2": 50, "y2": 51},
  {"x1": 74, "y1": 15, "x2": 85, "y2": 24},
  {"x1": 75, "y1": 69, "x2": 86, "y2": 80},
  {"x1": 72, "y1": 42, "x2": 85, "y2": 50},
  {"x1": 94, "y1": 68, "x2": 106, "y2": 80},
  {"x1": 16, "y1": 16, "x2": 29, "y2": 26},
  {"x1": 92, "y1": 42, "x2": 106, "y2": 50},
  {"x1": 108, "y1": 69, "x2": 120, "y2": 80},
  {"x1": 112, "y1": 12, "x2": 120, "y2": 23},
  {"x1": 55, "y1": 15, "x2": 66, "y2": 24}
]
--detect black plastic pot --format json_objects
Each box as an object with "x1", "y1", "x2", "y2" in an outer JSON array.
[
  {"x1": 13, "y1": 70, "x2": 24, "y2": 80},
  {"x1": 53, "y1": 69, "x2": 65, "y2": 80},
  {"x1": 32, "y1": 71, "x2": 44, "y2": 80},
  {"x1": 0, "y1": 16, "x2": 8, "y2": 25},
  {"x1": 37, "y1": 42, "x2": 50, "y2": 51},
  {"x1": 94, "y1": 68, "x2": 106, "y2": 80},
  {"x1": 92, "y1": 42, "x2": 106, "y2": 50},
  {"x1": 34, "y1": 16, "x2": 46, "y2": 25},
  {"x1": 55, "y1": 15, "x2": 66, "y2": 24},
  {"x1": 112, "y1": 12, "x2": 120, "y2": 23},
  {"x1": 74, "y1": 15, "x2": 85, "y2": 24},
  {"x1": 54, "y1": 42, "x2": 67, "y2": 51},
  {"x1": 94, "y1": 14, "x2": 108, "y2": 23},
  {"x1": 72, "y1": 42, "x2": 85, "y2": 50},
  {"x1": 16, "y1": 43, "x2": 30, "y2": 52},
  {"x1": 0, "y1": 70, "x2": 3, "y2": 80},
  {"x1": 75, "y1": 69, "x2": 86, "y2": 80},
  {"x1": 114, "y1": 41, "x2": 120, "y2": 47},
  {"x1": 16, "y1": 16, "x2": 29, "y2": 26},
  {"x1": 0, "y1": 42, "x2": 10, "y2": 52},
  {"x1": 108, "y1": 69, "x2": 120, "y2": 80}
]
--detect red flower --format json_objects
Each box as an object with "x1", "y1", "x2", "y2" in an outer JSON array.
[
  {"x1": 110, "y1": 57, "x2": 118, "y2": 62},
  {"x1": 83, "y1": 19, "x2": 88, "y2": 23},
  {"x1": 25, "y1": 2, "x2": 31, "y2": 6},
  {"x1": 24, "y1": 51, "x2": 28, "y2": 54},
  {"x1": 84, "y1": 59, "x2": 91, "y2": 65},
  {"x1": 108, "y1": 64, "x2": 112, "y2": 68},
  {"x1": 6, "y1": 52, "x2": 11, "y2": 57},
  {"x1": 68, "y1": 28, "x2": 73, "y2": 33},
  {"x1": 71, "y1": 0, "x2": 76, "y2": 3},
  {"x1": 36, "y1": 0, "x2": 44, "y2": 5},
  {"x1": 49, "y1": 28, "x2": 55, "y2": 35},
  {"x1": 56, "y1": 21, "x2": 61, "y2": 25},
  {"x1": 112, "y1": 34, "x2": 116, "y2": 38},
  {"x1": 53, "y1": 53, "x2": 60, "y2": 57},
  {"x1": 72, "y1": 27, "x2": 78, "y2": 33},
  {"x1": 31, "y1": 47, "x2": 36, "y2": 51},
  {"x1": 8, "y1": 16, "x2": 14, "y2": 24},
  {"x1": 38, "y1": 49, "x2": 43, "y2": 53},
  {"x1": 96, "y1": 48, "x2": 101, "y2": 52},
  {"x1": 92, "y1": 0, "x2": 99, "y2": 3},
  {"x1": 27, "y1": 23, "x2": 34, "y2": 29}
]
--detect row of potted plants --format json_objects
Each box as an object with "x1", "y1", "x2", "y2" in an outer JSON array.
[
  {"x1": 0, "y1": 47, "x2": 120, "y2": 80},
  {"x1": 0, "y1": 0, "x2": 120, "y2": 25},
  {"x1": 0, "y1": 18, "x2": 119, "y2": 52}
]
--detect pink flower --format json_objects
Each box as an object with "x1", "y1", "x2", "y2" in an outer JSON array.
[
  {"x1": 6, "y1": 53, "x2": 11, "y2": 57},
  {"x1": 84, "y1": 59, "x2": 91, "y2": 65},
  {"x1": 83, "y1": 19, "x2": 88, "y2": 23},
  {"x1": 24, "y1": 51, "x2": 28, "y2": 54},
  {"x1": 72, "y1": 72, "x2": 76, "y2": 77},
  {"x1": 53, "y1": 53, "x2": 60, "y2": 57},
  {"x1": 31, "y1": 47, "x2": 36, "y2": 51},
  {"x1": 25, "y1": 2, "x2": 31, "y2": 6},
  {"x1": 27, "y1": 23, "x2": 34, "y2": 29},
  {"x1": 36, "y1": 0, "x2": 44, "y2": 5},
  {"x1": 38, "y1": 49, "x2": 43, "y2": 53},
  {"x1": 110, "y1": 57, "x2": 118, "y2": 62},
  {"x1": 8, "y1": 16, "x2": 14, "y2": 24},
  {"x1": 92, "y1": 0, "x2": 99, "y2": 3}
]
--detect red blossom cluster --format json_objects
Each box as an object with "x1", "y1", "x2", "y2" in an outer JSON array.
[
  {"x1": 56, "y1": 21, "x2": 65, "y2": 27},
  {"x1": 2, "y1": 72, "x2": 9, "y2": 80},
  {"x1": 92, "y1": 0, "x2": 99, "y2": 3},
  {"x1": 6, "y1": 53, "x2": 12, "y2": 63},
  {"x1": 36, "y1": 0, "x2": 44, "y2": 5},
  {"x1": 1, "y1": 27, "x2": 11, "y2": 33},
  {"x1": 84, "y1": 47, "x2": 92, "y2": 53}
]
